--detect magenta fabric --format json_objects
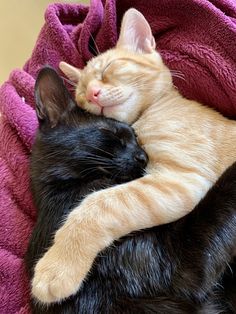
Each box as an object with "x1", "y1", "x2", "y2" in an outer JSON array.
[{"x1": 0, "y1": 0, "x2": 236, "y2": 312}]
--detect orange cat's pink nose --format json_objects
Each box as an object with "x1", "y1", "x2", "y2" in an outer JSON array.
[{"x1": 86, "y1": 87, "x2": 101, "y2": 104}]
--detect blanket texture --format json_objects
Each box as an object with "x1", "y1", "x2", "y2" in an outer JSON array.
[{"x1": 0, "y1": 0, "x2": 236, "y2": 312}]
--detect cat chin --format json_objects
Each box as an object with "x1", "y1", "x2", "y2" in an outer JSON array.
[
  {"x1": 103, "y1": 105, "x2": 140, "y2": 124},
  {"x1": 82, "y1": 101, "x2": 127, "y2": 122},
  {"x1": 104, "y1": 94, "x2": 141, "y2": 124},
  {"x1": 82, "y1": 98, "x2": 139, "y2": 124},
  {"x1": 83, "y1": 102, "x2": 103, "y2": 115}
]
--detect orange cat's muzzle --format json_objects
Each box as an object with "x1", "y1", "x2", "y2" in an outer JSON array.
[{"x1": 86, "y1": 86, "x2": 101, "y2": 105}]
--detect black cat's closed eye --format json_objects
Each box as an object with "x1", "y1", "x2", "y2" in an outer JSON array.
[
  {"x1": 99, "y1": 127, "x2": 121, "y2": 142},
  {"x1": 99, "y1": 127, "x2": 117, "y2": 135},
  {"x1": 99, "y1": 127, "x2": 130, "y2": 147}
]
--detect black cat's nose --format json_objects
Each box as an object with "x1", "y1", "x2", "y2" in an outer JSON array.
[{"x1": 134, "y1": 151, "x2": 148, "y2": 166}]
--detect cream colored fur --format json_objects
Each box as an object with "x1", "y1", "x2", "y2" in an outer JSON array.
[{"x1": 32, "y1": 9, "x2": 236, "y2": 303}]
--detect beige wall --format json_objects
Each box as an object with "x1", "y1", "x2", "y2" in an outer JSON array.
[{"x1": 0, "y1": 1, "x2": 88, "y2": 84}]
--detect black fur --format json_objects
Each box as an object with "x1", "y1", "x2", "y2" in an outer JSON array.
[{"x1": 25, "y1": 67, "x2": 236, "y2": 313}]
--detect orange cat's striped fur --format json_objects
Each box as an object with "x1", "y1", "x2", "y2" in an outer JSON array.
[{"x1": 32, "y1": 9, "x2": 236, "y2": 303}]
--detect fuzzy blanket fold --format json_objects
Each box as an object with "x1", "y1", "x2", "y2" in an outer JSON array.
[{"x1": 0, "y1": 0, "x2": 236, "y2": 313}]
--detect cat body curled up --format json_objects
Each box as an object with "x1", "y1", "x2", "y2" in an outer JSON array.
[
  {"x1": 32, "y1": 9, "x2": 236, "y2": 303},
  {"x1": 27, "y1": 66, "x2": 236, "y2": 314}
]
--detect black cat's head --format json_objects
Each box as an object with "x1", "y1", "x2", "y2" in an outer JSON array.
[{"x1": 33, "y1": 66, "x2": 148, "y2": 184}]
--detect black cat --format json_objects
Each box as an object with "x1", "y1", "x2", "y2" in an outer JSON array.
[{"x1": 25, "y1": 67, "x2": 236, "y2": 314}]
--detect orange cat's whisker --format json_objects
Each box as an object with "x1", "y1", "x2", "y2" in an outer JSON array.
[
  {"x1": 86, "y1": 27, "x2": 100, "y2": 55},
  {"x1": 171, "y1": 74, "x2": 185, "y2": 81},
  {"x1": 130, "y1": 82, "x2": 172, "y2": 90},
  {"x1": 89, "y1": 45, "x2": 99, "y2": 57}
]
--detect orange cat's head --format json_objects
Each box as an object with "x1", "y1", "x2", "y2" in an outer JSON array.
[{"x1": 60, "y1": 9, "x2": 172, "y2": 124}]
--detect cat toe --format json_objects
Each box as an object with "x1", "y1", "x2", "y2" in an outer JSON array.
[
  {"x1": 32, "y1": 273, "x2": 55, "y2": 303},
  {"x1": 32, "y1": 257, "x2": 80, "y2": 303}
]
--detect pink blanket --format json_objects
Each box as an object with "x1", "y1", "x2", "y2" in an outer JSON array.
[{"x1": 0, "y1": 0, "x2": 236, "y2": 312}]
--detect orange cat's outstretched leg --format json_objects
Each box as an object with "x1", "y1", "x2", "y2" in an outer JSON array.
[{"x1": 32, "y1": 171, "x2": 209, "y2": 303}]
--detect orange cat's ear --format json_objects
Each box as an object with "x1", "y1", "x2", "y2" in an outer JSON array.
[
  {"x1": 116, "y1": 8, "x2": 156, "y2": 53},
  {"x1": 59, "y1": 62, "x2": 81, "y2": 83}
]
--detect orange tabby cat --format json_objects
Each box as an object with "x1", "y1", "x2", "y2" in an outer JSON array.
[{"x1": 32, "y1": 9, "x2": 236, "y2": 303}]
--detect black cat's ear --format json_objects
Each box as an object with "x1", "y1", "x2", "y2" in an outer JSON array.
[{"x1": 34, "y1": 66, "x2": 76, "y2": 127}]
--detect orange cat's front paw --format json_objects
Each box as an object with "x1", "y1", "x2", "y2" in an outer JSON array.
[{"x1": 32, "y1": 249, "x2": 81, "y2": 304}]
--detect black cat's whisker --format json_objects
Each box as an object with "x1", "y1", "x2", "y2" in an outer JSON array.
[
  {"x1": 34, "y1": 151, "x2": 66, "y2": 162},
  {"x1": 79, "y1": 164, "x2": 114, "y2": 177},
  {"x1": 111, "y1": 168, "x2": 123, "y2": 181},
  {"x1": 81, "y1": 144, "x2": 115, "y2": 157},
  {"x1": 78, "y1": 167, "x2": 99, "y2": 177},
  {"x1": 78, "y1": 157, "x2": 116, "y2": 167},
  {"x1": 214, "y1": 282, "x2": 224, "y2": 290},
  {"x1": 69, "y1": 145, "x2": 113, "y2": 160},
  {"x1": 80, "y1": 159, "x2": 114, "y2": 166},
  {"x1": 97, "y1": 166, "x2": 111, "y2": 174},
  {"x1": 79, "y1": 154, "x2": 114, "y2": 163},
  {"x1": 141, "y1": 167, "x2": 148, "y2": 175},
  {"x1": 226, "y1": 261, "x2": 233, "y2": 275}
]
